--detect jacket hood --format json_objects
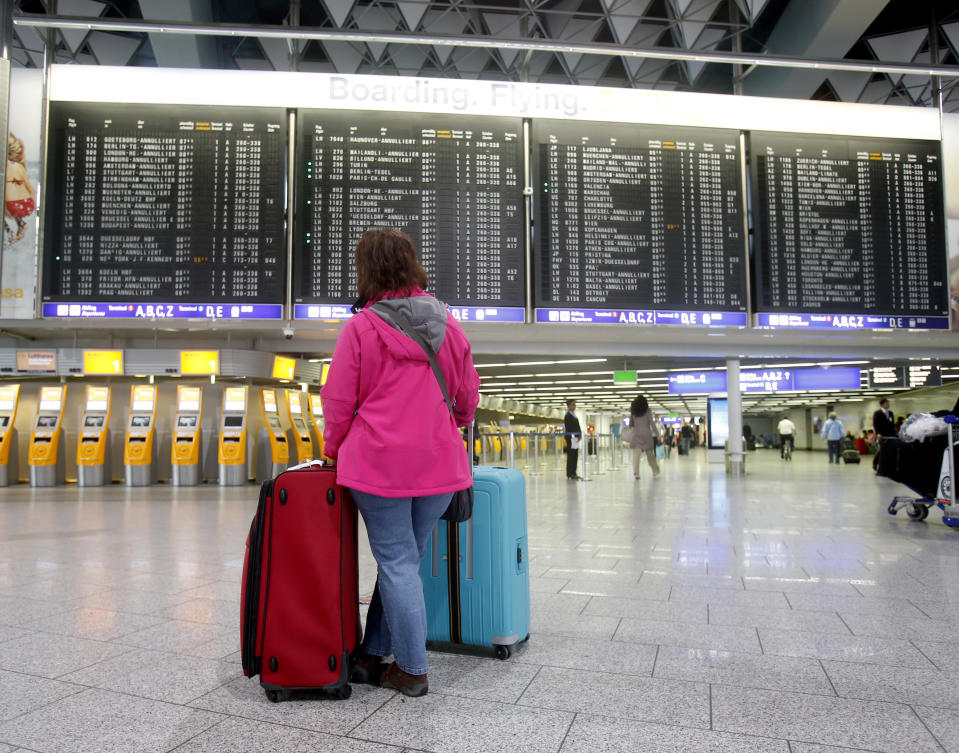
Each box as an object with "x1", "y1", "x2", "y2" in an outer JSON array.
[{"x1": 366, "y1": 294, "x2": 448, "y2": 361}]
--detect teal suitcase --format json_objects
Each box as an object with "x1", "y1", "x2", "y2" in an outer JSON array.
[{"x1": 419, "y1": 465, "x2": 530, "y2": 659}]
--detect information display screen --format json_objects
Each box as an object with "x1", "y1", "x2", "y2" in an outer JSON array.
[
  {"x1": 533, "y1": 119, "x2": 748, "y2": 326},
  {"x1": 751, "y1": 132, "x2": 948, "y2": 329},
  {"x1": 42, "y1": 102, "x2": 287, "y2": 319},
  {"x1": 294, "y1": 110, "x2": 525, "y2": 322}
]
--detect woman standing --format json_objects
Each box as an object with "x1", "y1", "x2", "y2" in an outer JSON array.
[
  {"x1": 821, "y1": 412, "x2": 845, "y2": 464},
  {"x1": 321, "y1": 228, "x2": 480, "y2": 698},
  {"x1": 627, "y1": 394, "x2": 661, "y2": 479}
]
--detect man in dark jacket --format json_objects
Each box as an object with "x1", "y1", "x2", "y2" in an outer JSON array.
[
  {"x1": 564, "y1": 399, "x2": 582, "y2": 480},
  {"x1": 872, "y1": 398, "x2": 896, "y2": 470}
]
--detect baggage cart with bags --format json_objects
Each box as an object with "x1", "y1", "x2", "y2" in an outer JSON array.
[
  {"x1": 241, "y1": 462, "x2": 360, "y2": 702},
  {"x1": 881, "y1": 424, "x2": 959, "y2": 528},
  {"x1": 419, "y1": 464, "x2": 531, "y2": 659}
]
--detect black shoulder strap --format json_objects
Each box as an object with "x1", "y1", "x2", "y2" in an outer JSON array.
[{"x1": 373, "y1": 303, "x2": 453, "y2": 416}]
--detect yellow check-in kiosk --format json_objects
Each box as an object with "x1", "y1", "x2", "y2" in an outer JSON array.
[
  {"x1": 124, "y1": 385, "x2": 158, "y2": 486},
  {"x1": 285, "y1": 391, "x2": 314, "y2": 463},
  {"x1": 171, "y1": 385, "x2": 203, "y2": 486},
  {"x1": 307, "y1": 393, "x2": 325, "y2": 460},
  {"x1": 0, "y1": 384, "x2": 21, "y2": 486},
  {"x1": 218, "y1": 386, "x2": 248, "y2": 486},
  {"x1": 76, "y1": 386, "x2": 112, "y2": 487},
  {"x1": 256, "y1": 388, "x2": 289, "y2": 484},
  {"x1": 29, "y1": 385, "x2": 67, "y2": 487}
]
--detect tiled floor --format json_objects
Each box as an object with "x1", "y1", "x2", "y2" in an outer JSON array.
[{"x1": 1, "y1": 448, "x2": 958, "y2": 753}]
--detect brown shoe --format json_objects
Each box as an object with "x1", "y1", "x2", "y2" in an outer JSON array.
[
  {"x1": 350, "y1": 649, "x2": 386, "y2": 685},
  {"x1": 379, "y1": 661, "x2": 428, "y2": 697}
]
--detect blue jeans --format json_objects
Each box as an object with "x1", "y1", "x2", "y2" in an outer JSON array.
[
  {"x1": 827, "y1": 439, "x2": 841, "y2": 463},
  {"x1": 349, "y1": 489, "x2": 452, "y2": 675}
]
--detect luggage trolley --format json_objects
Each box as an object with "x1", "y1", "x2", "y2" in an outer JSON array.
[{"x1": 883, "y1": 423, "x2": 959, "y2": 528}]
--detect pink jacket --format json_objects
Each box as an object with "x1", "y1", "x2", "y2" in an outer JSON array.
[{"x1": 321, "y1": 290, "x2": 480, "y2": 497}]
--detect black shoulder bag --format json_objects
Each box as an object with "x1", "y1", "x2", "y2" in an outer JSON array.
[{"x1": 372, "y1": 303, "x2": 474, "y2": 522}]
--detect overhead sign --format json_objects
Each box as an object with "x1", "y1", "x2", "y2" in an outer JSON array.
[
  {"x1": 613, "y1": 371, "x2": 637, "y2": 384},
  {"x1": 868, "y1": 365, "x2": 942, "y2": 389},
  {"x1": 83, "y1": 350, "x2": 123, "y2": 375},
  {"x1": 272, "y1": 356, "x2": 295, "y2": 380},
  {"x1": 669, "y1": 367, "x2": 863, "y2": 394},
  {"x1": 17, "y1": 350, "x2": 56, "y2": 373},
  {"x1": 180, "y1": 351, "x2": 219, "y2": 375}
]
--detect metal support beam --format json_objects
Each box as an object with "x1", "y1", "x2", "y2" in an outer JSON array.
[
  {"x1": 743, "y1": 0, "x2": 887, "y2": 99},
  {"x1": 13, "y1": 14, "x2": 959, "y2": 79}
]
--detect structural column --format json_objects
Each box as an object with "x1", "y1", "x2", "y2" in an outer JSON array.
[{"x1": 726, "y1": 358, "x2": 745, "y2": 476}]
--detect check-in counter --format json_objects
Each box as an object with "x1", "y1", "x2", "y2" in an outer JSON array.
[
  {"x1": 171, "y1": 385, "x2": 203, "y2": 486},
  {"x1": 218, "y1": 386, "x2": 249, "y2": 486},
  {"x1": 0, "y1": 384, "x2": 20, "y2": 486},
  {"x1": 28, "y1": 385, "x2": 67, "y2": 487},
  {"x1": 124, "y1": 385, "x2": 157, "y2": 486},
  {"x1": 77, "y1": 385, "x2": 111, "y2": 487},
  {"x1": 256, "y1": 388, "x2": 289, "y2": 483}
]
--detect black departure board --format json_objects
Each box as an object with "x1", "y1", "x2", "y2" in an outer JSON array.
[
  {"x1": 533, "y1": 119, "x2": 747, "y2": 313},
  {"x1": 751, "y1": 132, "x2": 948, "y2": 318},
  {"x1": 295, "y1": 110, "x2": 525, "y2": 312},
  {"x1": 42, "y1": 102, "x2": 287, "y2": 306}
]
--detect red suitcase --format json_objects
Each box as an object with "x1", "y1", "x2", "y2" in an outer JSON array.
[{"x1": 241, "y1": 465, "x2": 360, "y2": 702}]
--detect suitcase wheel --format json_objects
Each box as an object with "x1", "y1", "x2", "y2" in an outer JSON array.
[
  {"x1": 265, "y1": 689, "x2": 284, "y2": 703},
  {"x1": 335, "y1": 684, "x2": 353, "y2": 700},
  {"x1": 494, "y1": 645, "x2": 511, "y2": 660}
]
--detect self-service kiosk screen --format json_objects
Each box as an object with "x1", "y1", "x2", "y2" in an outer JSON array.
[
  {"x1": 130, "y1": 415, "x2": 151, "y2": 429},
  {"x1": 177, "y1": 415, "x2": 198, "y2": 429},
  {"x1": 292, "y1": 418, "x2": 306, "y2": 432},
  {"x1": 223, "y1": 415, "x2": 244, "y2": 428},
  {"x1": 83, "y1": 415, "x2": 105, "y2": 428},
  {"x1": 267, "y1": 416, "x2": 281, "y2": 430},
  {"x1": 0, "y1": 416, "x2": 9, "y2": 428},
  {"x1": 36, "y1": 415, "x2": 57, "y2": 428}
]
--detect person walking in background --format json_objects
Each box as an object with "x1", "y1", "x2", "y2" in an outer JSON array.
[
  {"x1": 679, "y1": 420, "x2": 693, "y2": 455},
  {"x1": 872, "y1": 398, "x2": 896, "y2": 471},
  {"x1": 627, "y1": 394, "x2": 661, "y2": 479},
  {"x1": 564, "y1": 399, "x2": 583, "y2": 480},
  {"x1": 321, "y1": 227, "x2": 480, "y2": 698},
  {"x1": 777, "y1": 415, "x2": 796, "y2": 459},
  {"x1": 821, "y1": 412, "x2": 845, "y2": 464},
  {"x1": 663, "y1": 424, "x2": 674, "y2": 458}
]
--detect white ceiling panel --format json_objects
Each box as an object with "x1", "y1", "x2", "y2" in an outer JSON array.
[{"x1": 86, "y1": 31, "x2": 142, "y2": 67}]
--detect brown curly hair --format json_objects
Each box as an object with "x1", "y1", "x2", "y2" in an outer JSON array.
[{"x1": 355, "y1": 227, "x2": 428, "y2": 300}]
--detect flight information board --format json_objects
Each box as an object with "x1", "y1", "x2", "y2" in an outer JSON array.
[
  {"x1": 533, "y1": 119, "x2": 748, "y2": 327},
  {"x1": 294, "y1": 110, "x2": 525, "y2": 322},
  {"x1": 751, "y1": 132, "x2": 948, "y2": 330},
  {"x1": 42, "y1": 102, "x2": 286, "y2": 320}
]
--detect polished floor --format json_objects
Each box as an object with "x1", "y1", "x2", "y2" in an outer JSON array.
[{"x1": 0, "y1": 447, "x2": 958, "y2": 753}]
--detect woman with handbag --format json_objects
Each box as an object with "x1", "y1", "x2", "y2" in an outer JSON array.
[
  {"x1": 321, "y1": 227, "x2": 480, "y2": 697},
  {"x1": 627, "y1": 394, "x2": 662, "y2": 480}
]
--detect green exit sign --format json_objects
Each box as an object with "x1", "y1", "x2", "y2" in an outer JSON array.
[{"x1": 613, "y1": 371, "x2": 637, "y2": 384}]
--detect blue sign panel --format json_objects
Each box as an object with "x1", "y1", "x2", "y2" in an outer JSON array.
[
  {"x1": 535, "y1": 308, "x2": 748, "y2": 327},
  {"x1": 793, "y1": 366, "x2": 862, "y2": 391},
  {"x1": 669, "y1": 372, "x2": 728, "y2": 393},
  {"x1": 43, "y1": 302, "x2": 283, "y2": 320},
  {"x1": 294, "y1": 305, "x2": 526, "y2": 322},
  {"x1": 756, "y1": 313, "x2": 949, "y2": 330},
  {"x1": 669, "y1": 367, "x2": 863, "y2": 394},
  {"x1": 739, "y1": 369, "x2": 794, "y2": 392}
]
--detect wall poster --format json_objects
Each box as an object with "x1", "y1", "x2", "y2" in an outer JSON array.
[{"x1": 1, "y1": 67, "x2": 42, "y2": 319}]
